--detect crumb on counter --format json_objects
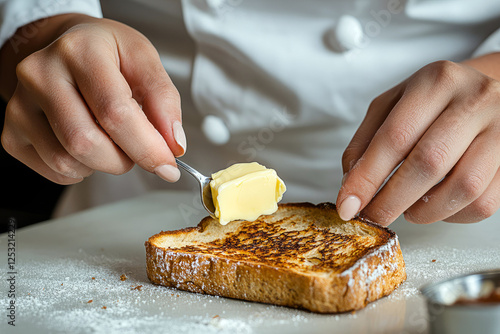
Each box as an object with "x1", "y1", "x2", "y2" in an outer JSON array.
[
  {"x1": 131, "y1": 285, "x2": 143, "y2": 291},
  {"x1": 102, "y1": 306, "x2": 107, "y2": 310},
  {"x1": 431, "y1": 259, "x2": 437, "y2": 262},
  {"x1": 120, "y1": 274, "x2": 127, "y2": 281},
  {"x1": 87, "y1": 300, "x2": 93, "y2": 303}
]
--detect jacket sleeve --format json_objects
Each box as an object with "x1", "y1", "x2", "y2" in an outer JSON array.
[
  {"x1": 473, "y1": 27, "x2": 500, "y2": 57},
  {"x1": 0, "y1": 0, "x2": 102, "y2": 49}
]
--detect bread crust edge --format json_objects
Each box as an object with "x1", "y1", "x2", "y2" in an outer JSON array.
[{"x1": 145, "y1": 202, "x2": 406, "y2": 313}]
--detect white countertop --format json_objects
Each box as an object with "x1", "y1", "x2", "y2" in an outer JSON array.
[{"x1": 1, "y1": 190, "x2": 499, "y2": 334}]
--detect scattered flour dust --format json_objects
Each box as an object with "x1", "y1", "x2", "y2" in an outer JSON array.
[
  {"x1": 2, "y1": 245, "x2": 497, "y2": 333},
  {"x1": 401, "y1": 245, "x2": 499, "y2": 283},
  {"x1": 1, "y1": 252, "x2": 309, "y2": 334}
]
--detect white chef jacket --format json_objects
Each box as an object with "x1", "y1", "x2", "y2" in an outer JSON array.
[{"x1": 1, "y1": 0, "x2": 500, "y2": 218}]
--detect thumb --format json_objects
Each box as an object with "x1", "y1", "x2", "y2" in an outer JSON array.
[{"x1": 115, "y1": 26, "x2": 186, "y2": 157}]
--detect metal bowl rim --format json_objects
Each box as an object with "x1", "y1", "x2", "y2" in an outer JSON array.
[{"x1": 420, "y1": 269, "x2": 500, "y2": 306}]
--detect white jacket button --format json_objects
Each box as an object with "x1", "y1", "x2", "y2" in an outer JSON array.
[
  {"x1": 202, "y1": 115, "x2": 230, "y2": 145},
  {"x1": 328, "y1": 15, "x2": 364, "y2": 52}
]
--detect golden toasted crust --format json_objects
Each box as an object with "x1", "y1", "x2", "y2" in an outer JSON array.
[{"x1": 145, "y1": 202, "x2": 406, "y2": 313}]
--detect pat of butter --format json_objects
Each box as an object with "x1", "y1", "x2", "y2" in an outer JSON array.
[{"x1": 210, "y1": 162, "x2": 286, "y2": 225}]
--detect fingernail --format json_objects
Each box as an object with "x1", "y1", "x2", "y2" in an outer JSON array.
[
  {"x1": 338, "y1": 195, "x2": 361, "y2": 221},
  {"x1": 173, "y1": 121, "x2": 187, "y2": 156},
  {"x1": 155, "y1": 164, "x2": 180, "y2": 182}
]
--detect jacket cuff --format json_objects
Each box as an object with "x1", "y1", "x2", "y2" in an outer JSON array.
[{"x1": 0, "y1": 0, "x2": 103, "y2": 50}]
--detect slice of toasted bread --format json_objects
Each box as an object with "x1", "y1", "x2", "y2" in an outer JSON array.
[{"x1": 145, "y1": 202, "x2": 406, "y2": 313}]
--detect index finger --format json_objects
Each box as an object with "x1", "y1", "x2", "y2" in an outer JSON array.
[
  {"x1": 337, "y1": 83, "x2": 451, "y2": 222},
  {"x1": 68, "y1": 40, "x2": 180, "y2": 182}
]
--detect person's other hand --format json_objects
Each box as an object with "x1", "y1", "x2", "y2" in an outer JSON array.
[
  {"x1": 337, "y1": 60, "x2": 500, "y2": 225},
  {"x1": 1, "y1": 15, "x2": 186, "y2": 184}
]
